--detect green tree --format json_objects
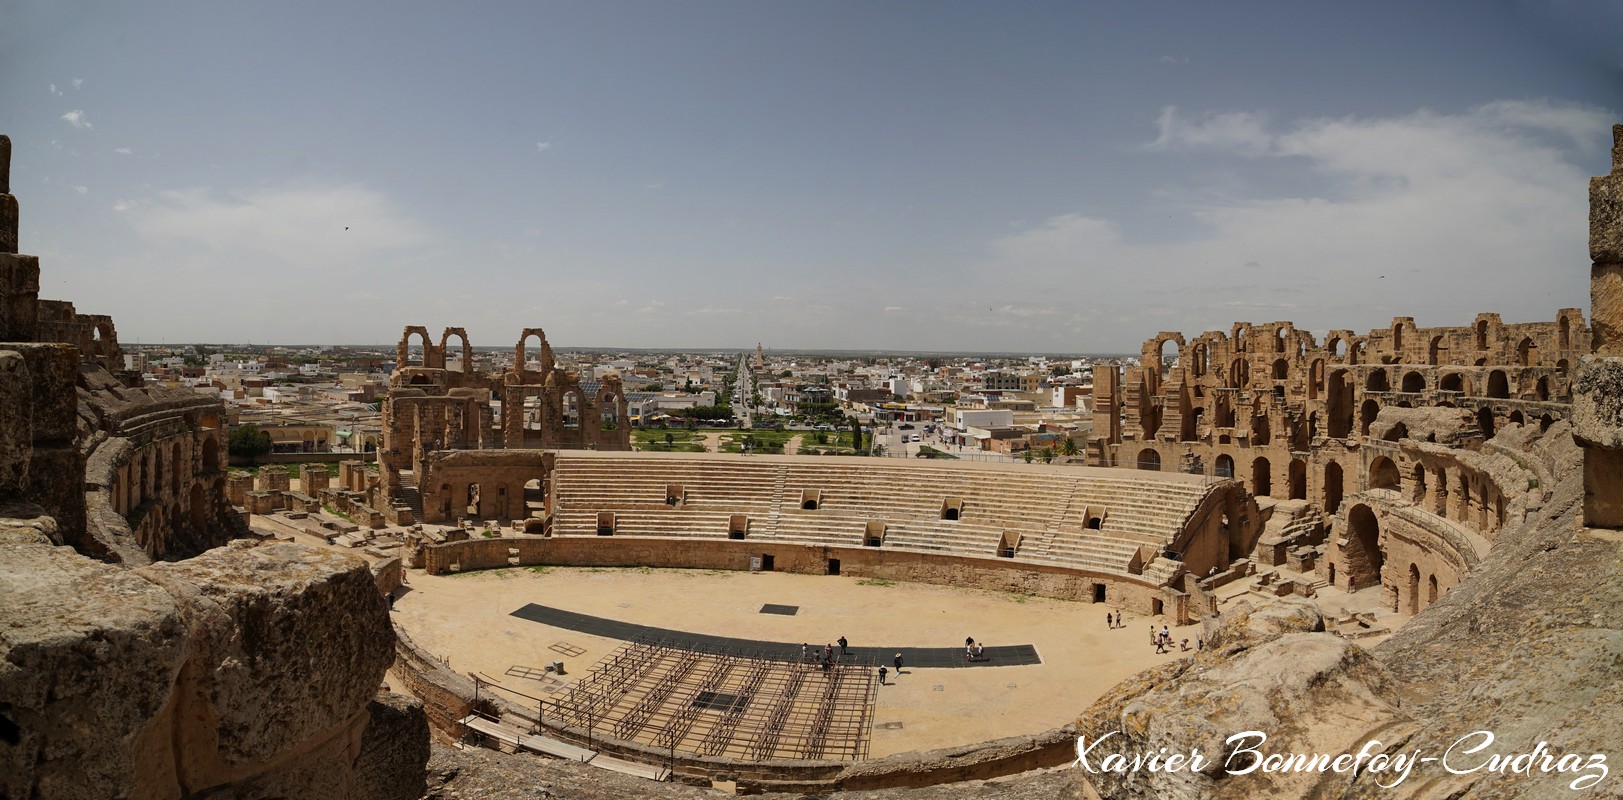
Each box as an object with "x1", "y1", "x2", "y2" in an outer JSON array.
[
  {"x1": 849, "y1": 416, "x2": 863, "y2": 452},
  {"x1": 1022, "y1": 449, "x2": 1035, "y2": 464},
  {"x1": 1058, "y1": 436, "x2": 1080, "y2": 458},
  {"x1": 665, "y1": 432, "x2": 675, "y2": 446},
  {"x1": 1040, "y1": 447, "x2": 1055, "y2": 463},
  {"x1": 228, "y1": 423, "x2": 271, "y2": 464}
]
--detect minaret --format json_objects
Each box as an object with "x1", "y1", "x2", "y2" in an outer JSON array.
[
  {"x1": 753, "y1": 342, "x2": 765, "y2": 372},
  {"x1": 1575, "y1": 123, "x2": 1623, "y2": 528}
]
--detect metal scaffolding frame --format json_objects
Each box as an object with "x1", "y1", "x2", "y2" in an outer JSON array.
[{"x1": 544, "y1": 635, "x2": 876, "y2": 762}]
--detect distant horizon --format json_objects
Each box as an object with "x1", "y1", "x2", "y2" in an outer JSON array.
[{"x1": 122, "y1": 342, "x2": 1139, "y2": 360}]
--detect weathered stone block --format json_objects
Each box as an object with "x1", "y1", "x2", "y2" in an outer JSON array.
[
  {"x1": 1570, "y1": 355, "x2": 1623, "y2": 449},
  {"x1": 0, "y1": 193, "x2": 16, "y2": 254},
  {"x1": 0, "y1": 540, "x2": 190, "y2": 800},
  {"x1": 137, "y1": 540, "x2": 394, "y2": 767},
  {"x1": 354, "y1": 693, "x2": 430, "y2": 800},
  {"x1": 1593, "y1": 169, "x2": 1623, "y2": 266},
  {"x1": 0, "y1": 253, "x2": 39, "y2": 340}
]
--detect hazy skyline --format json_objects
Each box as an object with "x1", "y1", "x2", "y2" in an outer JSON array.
[{"x1": 3, "y1": 1, "x2": 1620, "y2": 352}]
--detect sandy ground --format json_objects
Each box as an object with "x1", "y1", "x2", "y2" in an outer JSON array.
[{"x1": 390, "y1": 565, "x2": 1204, "y2": 758}]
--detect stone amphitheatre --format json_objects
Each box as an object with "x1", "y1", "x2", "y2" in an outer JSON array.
[{"x1": 1, "y1": 126, "x2": 1620, "y2": 799}]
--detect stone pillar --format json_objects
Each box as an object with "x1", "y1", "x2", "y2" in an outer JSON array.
[
  {"x1": 302, "y1": 464, "x2": 330, "y2": 493},
  {"x1": 227, "y1": 473, "x2": 253, "y2": 507},
  {"x1": 1576, "y1": 124, "x2": 1623, "y2": 529},
  {"x1": 257, "y1": 465, "x2": 290, "y2": 494}
]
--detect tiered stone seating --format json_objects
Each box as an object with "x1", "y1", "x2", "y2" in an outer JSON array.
[{"x1": 548, "y1": 453, "x2": 1215, "y2": 577}]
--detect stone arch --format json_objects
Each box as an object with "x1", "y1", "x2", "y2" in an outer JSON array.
[
  {"x1": 597, "y1": 388, "x2": 623, "y2": 430},
  {"x1": 1251, "y1": 398, "x2": 1270, "y2": 445},
  {"x1": 1536, "y1": 376, "x2": 1550, "y2": 401},
  {"x1": 1391, "y1": 322, "x2": 1405, "y2": 353},
  {"x1": 1427, "y1": 574, "x2": 1439, "y2": 606},
  {"x1": 1411, "y1": 463, "x2": 1427, "y2": 504},
  {"x1": 560, "y1": 389, "x2": 582, "y2": 429},
  {"x1": 1383, "y1": 421, "x2": 1408, "y2": 442},
  {"x1": 1215, "y1": 453, "x2": 1235, "y2": 479},
  {"x1": 1214, "y1": 392, "x2": 1235, "y2": 428},
  {"x1": 1251, "y1": 456, "x2": 1271, "y2": 497},
  {"x1": 1271, "y1": 359, "x2": 1288, "y2": 380},
  {"x1": 1428, "y1": 335, "x2": 1445, "y2": 365},
  {"x1": 1190, "y1": 342, "x2": 1208, "y2": 378},
  {"x1": 1137, "y1": 448, "x2": 1161, "y2": 472},
  {"x1": 1475, "y1": 319, "x2": 1490, "y2": 349},
  {"x1": 1147, "y1": 333, "x2": 1185, "y2": 380},
  {"x1": 1366, "y1": 369, "x2": 1389, "y2": 392},
  {"x1": 398, "y1": 325, "x2": 432, "y2": 368},
  {"x1": 1539, "y1": 414, "x2": 1554, "y2": 432},
  {"x1": 1440, "y1": 372, "x2": 1464, "y2": 393},
  {"x1": 188, "y1": 483, "x2": 207, "y2": 534},
  {"x1": 1359, "y1": 399, "x2": 1380, "y2": 437},
  {"x1": 1369, "y1": 456, "x2": 1400, "y2": 490},
  {"x1": 1288, "y1": 458, "x2": 1307, "y2": 500},
  {"x1": 1477, "y1": 406, "x2": 1496, "y2": 439},
  {"x1": 202, "y1": 436, "x2": 218, "y2": 472},
  {"x1": 1327, "y1": 369, "x2": 1352, "y2": 438},
  {"x1": 1401, "y1": 371, "x2": 1425, "y2": 393},
  {"x1": 1509, "y1": 410, "x2": 1525, "y2": 426},
  {"x1": 1308, "y1": 359, "x2": 1324, "y2": 400},
  {"x1": 1228, "y1": 359, "x2": 1250, "y2": 389},
  {"x1": 1345, "y1": 504, "x2": 1383, "y2": 590},
  {"x1": 1323, "y1": 461, "x2": 1344, "y2": 514},
  {"x1": 515, "y1": 328, "x2": 549, "y2": 375},
  {"x1": 1407, "y1": 564, "x2": 1421, "y2": 614},
  {"x1": 1326, "y1": 336, "x2": 1346, "y2": 360},
  {"x1": 171, "y1": 441, "x2": 183, "y2": 495},
  {"x1": 1557, "y1": 358, "x2": 1570, "y2": 374},
  {"x1": 1487, "y1": 370, "x2": 1509, "y2": 399},
  {"x1": 1517, "y1": 337, "x2": 1537, "y2": 367},
  {"x1": 439, "y1": 327, "x2": 473, "y2": 372}
]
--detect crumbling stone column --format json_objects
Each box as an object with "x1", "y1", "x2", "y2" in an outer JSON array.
[{"x1": 1575, "y1": 124, "x2": 1623, "y2": 529}]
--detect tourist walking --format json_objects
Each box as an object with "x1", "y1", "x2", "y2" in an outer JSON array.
[
  {"x1": 878, "y1": 666, "x2": 888, "y2": 685},
  {"x1": 893, "y1": 652, "x2": 904, "y2": 672},
  {"x1": 838, "y1": 636, "x2": 848, "y2": 655}
]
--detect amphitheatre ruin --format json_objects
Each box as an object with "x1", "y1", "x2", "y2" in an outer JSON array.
[{"x1": 1, "y1": 125, "x2": 1620, "y2": 799}]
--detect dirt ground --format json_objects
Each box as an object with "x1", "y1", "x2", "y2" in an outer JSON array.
[{"x1": 390, "y1": 565, "x2": 1204, "y2": 757}]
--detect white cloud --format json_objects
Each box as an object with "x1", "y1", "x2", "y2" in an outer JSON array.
[
  {"x1": 71, "y1": 78, "x2": 83, "y2": 90},
  {"x1": 986, "y1": 100, "x2": 1610, "y2": 347},
  {"x1": 1146, "y1": 106, "x2": 1271, "y2": 155},
  {"x1": 883, "y1": 306, "x2": 907, "y2": 312},
  {"x1": 112, "y1": 199, "x2": 132, "y2": 212},
  {"x1": 60, "y1": 110, "x2": 92, "y2": 130},
  {"x1": 71, "y1": 185, "x2": 88, "y2": 195},
  {"x1": 48, "y1": 83, "x2": 60, "y2": 95},
  {"x1": 114, "y1": 147, "x2": 131, "y2": 155},
  {"x1": 535, "y1": 141, "x2": 552, "y2": 153},
  {"x1": 124, "y1": 183, "x2": 432, "y2": 262}
]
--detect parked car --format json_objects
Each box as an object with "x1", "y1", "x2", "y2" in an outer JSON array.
[{"x1": 898, "y1": 423, "x2": 915, "y2": 430}]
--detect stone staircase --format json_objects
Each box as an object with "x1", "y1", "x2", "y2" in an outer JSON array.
[{"x1": 396, "y1": 470, "x2": 424, "y2": 521}]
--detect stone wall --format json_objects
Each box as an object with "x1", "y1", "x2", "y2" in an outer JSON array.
[
  {"x1": 0, "y1": 537, "x2": 423, "y2": 800},
  {"x1": 419, "y1": 534, "x2": 1173, "y2": 616}
]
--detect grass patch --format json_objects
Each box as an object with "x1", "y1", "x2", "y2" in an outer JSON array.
[
  {"x1": 857, "y1": 577, "x2": 896, "y2": 587},
  {"x1": 321, "y1": 503, "x2": 355, "y2": 524},
  {"x1": 720, "y1": 430, "x2": 793, "y2": 454},
  {"x1": 915, "y1": 445, "x2": 959, "y2": 460},
  {"x1": 525, "y1": 565, "x2": 552, "y2": 575},
  {"x1": 633, "y1": 429, "x2": 710, "y2": 452}
]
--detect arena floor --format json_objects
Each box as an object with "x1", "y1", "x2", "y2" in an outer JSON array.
[{"x1": 388, "y1": 565, "x2": 1207, "y2": 758}]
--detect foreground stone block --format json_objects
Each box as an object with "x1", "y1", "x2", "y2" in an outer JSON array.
[
  {"x1": 0, "y1": 539, "x2": 190, "y2": 800},
  {"x1": 138, "y1": 541, "x2": 395, "y2": 773}
]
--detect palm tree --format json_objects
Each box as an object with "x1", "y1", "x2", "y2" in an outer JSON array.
[{"x1": 1058, "y1": 436, "x2": 1079, "y2": 458}]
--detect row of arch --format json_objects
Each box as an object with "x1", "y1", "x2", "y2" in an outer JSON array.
[
  {"x1": 112, "y1": 433, "x2": 221, "y2": 517},
  {"x1": 1148, "y1": 313, "x2": 1582, "y2": 382}
]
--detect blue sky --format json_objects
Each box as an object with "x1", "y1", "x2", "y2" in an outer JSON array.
[{"x1": 2, "y1": 1, "x2": 1619, "y2": 352}]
